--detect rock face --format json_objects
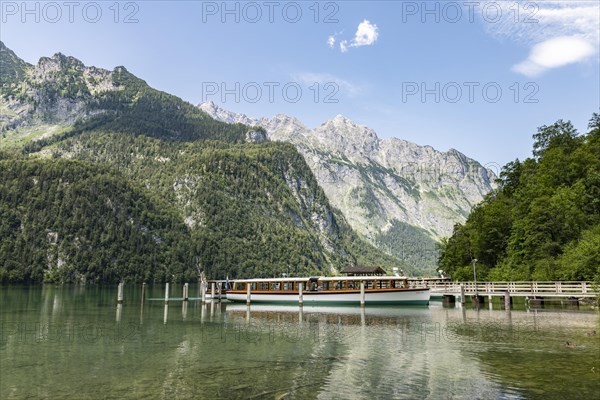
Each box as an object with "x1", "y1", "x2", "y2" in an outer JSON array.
[
  {"x1": 0, "y1": 43, "x2": 119, "y2": 132},
  {"x1": 199, "y1": 101, "x2": 497, "y2": 269},
  {"x1": 1, "y1": 43, "x2": 408, "y2": 279}
]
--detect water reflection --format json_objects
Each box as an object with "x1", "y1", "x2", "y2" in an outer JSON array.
[{"x1": 0, "y1": 286, "x2": 598, "y2": 400}]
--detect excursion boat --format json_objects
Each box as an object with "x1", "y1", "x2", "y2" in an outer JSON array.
[
  {"x1": 226, "y1": 276, "x2": 430, "y2": 305},
  {"x1": 204, "y1": 280, "x2": 230, "y2": 300}
]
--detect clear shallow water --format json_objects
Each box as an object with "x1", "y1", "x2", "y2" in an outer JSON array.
[{"x1": 1, "y1": 285, "x2": 598, "y2": 399}]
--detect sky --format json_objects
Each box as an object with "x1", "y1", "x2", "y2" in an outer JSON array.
[{"x1": 1, "y1": 0, "x2": 599, "y2": 170}]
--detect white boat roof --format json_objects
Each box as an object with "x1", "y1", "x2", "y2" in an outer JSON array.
[{"x1": 231, "y1": 276, "x2": 408, "y2": 283}]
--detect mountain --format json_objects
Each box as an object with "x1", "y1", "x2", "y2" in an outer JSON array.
[
  {"x1": 0, "y1": 41, "x2": 253, "y2": 146},
  {"x1": 199, "y1": 101, "x2": 497, "y2": 271},
  {"x1": 0, "y1": 42, "x2": 405, "y2": 283}
]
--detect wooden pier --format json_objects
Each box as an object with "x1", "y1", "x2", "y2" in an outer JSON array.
[{"x1": 420, "y1": 281, "x2": 598, "y2": 307}]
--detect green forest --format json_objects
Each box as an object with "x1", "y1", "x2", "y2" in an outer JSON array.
[
  {"x1": 438, "y1": 113, "x2": 600, "y2": 283},
  {"x1": 3, "y1": 42, "x2": 597, "y2": 284},
  {"x1": 0, "y1": 155, "x2": 196, "y2": 283},
  {"x1": 0, "y1": 135, "x2": 405, "y2": 283},
  {"x1": 0, "y1": 42, "x2": 410, "y2": 283}
]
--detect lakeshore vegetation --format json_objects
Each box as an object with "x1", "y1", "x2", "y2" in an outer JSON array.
[{"x1": 439, "y1": 114, "x2": 600, "y2": 283}]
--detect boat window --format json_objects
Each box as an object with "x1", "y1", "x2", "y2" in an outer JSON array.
[
  {"x1": 283, "y1": 281, "x2": 294, "y2": 291},
  {"x1": 346, "y1": 281, "x2": 354, "y2": 290},
  {"x1": 269, "y1": 282, "x2": 281, "y2": 291},
  {"x1": 366, "y1": 281, "x2": 374, "y2": 289},
  {"x1": 251, "y1": 283, "x2": 257, "y2": 290}
]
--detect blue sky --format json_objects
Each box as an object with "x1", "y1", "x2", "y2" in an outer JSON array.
[{"x1": 1, "y1": 0, "x2": 599, "y2": 169}]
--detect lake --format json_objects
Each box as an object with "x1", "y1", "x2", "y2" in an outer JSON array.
[{"x1": 1, "y1": 285, "x2": 598, "y2": 399}]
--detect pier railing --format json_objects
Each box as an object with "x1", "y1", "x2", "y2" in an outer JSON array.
[{"x1": 416, "y1": 281, "x2": 598, "y2": 298}]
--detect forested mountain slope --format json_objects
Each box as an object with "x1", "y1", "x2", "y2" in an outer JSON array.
[{"x1": 0, "y1": 42, "x2": 405, "y2": 283}]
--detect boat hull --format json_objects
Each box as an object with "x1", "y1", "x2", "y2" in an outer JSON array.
[
  {"x1": 226, "y1": 288, "x2": 429, "y2": 305},
  {"x1": 205, "y1": 292, "x2": 227, "y2": 300}
]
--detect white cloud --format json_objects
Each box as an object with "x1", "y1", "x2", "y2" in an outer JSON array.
[
  {"x1": 512, "y1": 36, "x2": 596, "y2": 77},
  {"x1": 291, "y1": 72, "x2": 362, "y2": 97},
  {"x1": 475, "y1": 1, "x2": 599, "y2": 75},
  {"x1": 352, "y1": 20, "x2": 379, "y2": 47},
  {"x1": 340, "y1": 40, "x2": 348, "y2": 53},
  {"x1": 329, "y1": 20, "x2": 379, "y2": 53},
  {"x1": 327, "y1": 35, "x2": 336, "y2": 48}
]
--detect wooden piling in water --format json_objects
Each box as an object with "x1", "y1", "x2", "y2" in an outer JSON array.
[
  {"x1": 471, "y1": 295, "x2": 484, "y2": 305},
  {"x1": 117, "y1": 282, "x2": 124, "y2": 304},
  {"x1": 504, "y1": 290, "x2": 511, "y2": 310},
  {"x1": 360, "y1": 281, "x2": 365, "y2": 307},
  {"x1": 298, "y1": 282, "x2": 303, "y2": 305},
  {"x1": 183, "y1": 283, "x2": 189, "y2": 301},
  {"x1": 566, "y1": 297, "x2": 579, "y2": 309},
  {"x1": 442, "y1": 294, "x2": 456, "y2": 306},
  {"x1": 460, "y1": 285, "x2": 465, "y2": 305},
  {"x1": 201, "y1": 282, "x2": 206, "y2": 303},
  {"x1": 141, "y1": 282, "x2": 146, "y2": 305},
  {"x1": 529, "y1": 297, "x2": 544, "y2": 308},
  {"x1": 164, "y1": 282, "x2": 169, "y2": 304},
  {"x1": 246, "y1": 282, "x2": 251, "y2": 304},
  {"x1": 211, "y1": 282, "x2": 216, "y2": 302}
]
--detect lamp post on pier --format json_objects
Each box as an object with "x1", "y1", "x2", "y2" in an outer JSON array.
[{"x1": 472, "y1": 259, "x2": 478, "y2": 300}]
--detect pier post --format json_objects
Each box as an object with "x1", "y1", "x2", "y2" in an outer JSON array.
[
  {"x1": 183, "y1": 283, "x2": 189, "y2": 301},
  {"x1": 246, "y1": 283, "x2": 251, "y2": 304},
  {"x1": 141, "y1": 282, "x2": 146, "y2": 305},
  {"x1": 360, "y1": 281, "x2": 365, "y2": 307},
  {"x1": 298, "y1": 282, "x2": 303, "y2": 305},
  {"x1": 529, "y1": 297, "x2": 544, "y2": 308},
  {"x1": 504, "y1": 290, "x2": 511, "y2": 310},
  {"x1": 182, "y1": 300, "x2": 188, "y2": 320},
  {"x1": 201, "y1": 282, "x2": 206, "y2": 303},
  {"x1": 164, "y1": 282, "x2": 169, "y2": 304},
  {"x1": 566, "y1": 297, "x2": 579, "y2": 309},
  {"x1": 460, "y1": 284, "x2": 465, "y2": 305},
  {"x1": 211, "y1": 282, "x2": 216, "y2": 301},
  {"x1": 442, "y1": 294, "x2": 456, "y2": 307},
  {"x1": 117, "y1": 282, "x2": 124, "y2": 304}
]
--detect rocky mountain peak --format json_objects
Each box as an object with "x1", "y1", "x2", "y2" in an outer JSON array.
[
  {"x1": 39, "y1": 52, "x2": 84, "y2": 71},
  {"x1": 198, "y1": 101, "x2": 308, "y2": 140},
  {"x1": 201, "y1": 102, "x2": 497, "y2": 262},
  {"x1": 314, "y1": 115, "x2": 380, "y2": 158},
  {"x1": 0, "y1": 41, "x2": 31, "y2": 87},
  {"x1": 198, "y1": 101, "x2": 252, "y2": 125}
]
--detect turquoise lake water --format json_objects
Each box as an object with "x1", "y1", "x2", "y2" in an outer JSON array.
[{"x1": 1, "y1": 285, "x2": 599, "y2": 399}]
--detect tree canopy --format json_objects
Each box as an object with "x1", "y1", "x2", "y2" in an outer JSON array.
[{"x1": 438, "y1": 113, "x2": 600, "y2": 283}]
